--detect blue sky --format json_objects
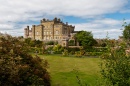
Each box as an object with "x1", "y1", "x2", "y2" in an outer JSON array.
[{"x1": 0, "y1": 0, "x2": 130, "y2": 39}]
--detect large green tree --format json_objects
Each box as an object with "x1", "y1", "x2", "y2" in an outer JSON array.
[
  {"x1": 123, "y1": 24, "x2": 130, "y2": 41},
  {"x1": 75, "y1": 31, "x2": 97, "y2": 48}
]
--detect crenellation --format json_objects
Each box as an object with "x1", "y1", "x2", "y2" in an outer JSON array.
[{"x1": 24, "y1": 18, "x2": 77, "y2": 47}]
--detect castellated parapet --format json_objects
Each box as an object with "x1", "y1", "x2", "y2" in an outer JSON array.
[{"x1": 24, "y1": 17, "x2": 76, "y2": 46}]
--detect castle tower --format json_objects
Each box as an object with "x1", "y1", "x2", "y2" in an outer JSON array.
[
  {"x1": 24, "y1": 26, "x2": 29, "y2": 38},
  {"x1": 24, "y1": 18, "x2": 76, "y2": 47},
  {"x1": 32, "y1": 25, "x2": 35, "y2": 39},
  {"x1": 24, "y1": 28, "x2": 28, "y2": 38}
]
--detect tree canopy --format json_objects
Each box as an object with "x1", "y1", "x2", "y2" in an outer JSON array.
[
  {"x1": 123, "y1": 24, "x2": 130, "y2": 41},
  {"x1": 75, "y1": 31, "x2": 97, "y2": 48}
]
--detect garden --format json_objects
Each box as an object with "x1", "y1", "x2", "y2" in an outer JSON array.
[{"x1": 0, "y1": 24, "x2": 130, "y2": 86}]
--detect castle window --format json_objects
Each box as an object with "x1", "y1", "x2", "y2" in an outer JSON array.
[
  {"x1": 37, "y1": 32, "x2": 39, "y2": 35},
  {"x1": 44, "y1": 32, "x2": 46, "y2": 35},
  {"x1": 54, "y1": 25, "x2": 58, "y2": 28},
  {"x1": 55, "y1": 36, "x2": 57, "y2": 39},
  {"x1": 56, "y1": 30, "x2": 59, "y2": 34},
  {"x1": 51, "y1": 25, "x2": 53, "y2": 28}
]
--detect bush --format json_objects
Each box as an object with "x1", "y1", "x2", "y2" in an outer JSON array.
[
  {"x1": 100, "y1": 47, "x2": 130, "y2": 86},
  {"x1": 68, "y1": 47, "x2": 80, "y2": 52},
  {"x1": 46, "y1": 41, "x2": 55, "y2": 45},
  {"x1": 53, "y1": 44, "x2": 64, "y2": 54},
  {"x1": 45, "y1": 46, "x2": 54, "y2": 54},
  {"x1": 74, "y1": 51, "x2": 82, "y2": 57},
  {"x1": 0, "y1": 35, "x2": 50, "y2": 86},
  {"x1": 69, "y1": 51, "x2": 75, "y2": 55},
  {"x1": 85, "y1": 52, "x2": 103, "y2": 56},
  {"x1": 62, "y1": 49, "x2": 69, "y2": 56}
]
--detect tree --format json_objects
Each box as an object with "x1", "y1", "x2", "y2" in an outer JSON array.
[
  {"x1": 123, "y1": 24, "x2": 130, "y2": 41},
  {"x1": 75, "y1": 31, "x2": 97, "y2": 48},
  {"x1": 0, "y1": 35, "x2": 50, "y2": 86},
  {"x1": 68, "y1": 40, "x2": 75, "y2": 46}
]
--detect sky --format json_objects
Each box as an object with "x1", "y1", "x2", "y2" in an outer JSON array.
[{"x1": 0, "y1": 0, "x2": 130, "y2": 39}]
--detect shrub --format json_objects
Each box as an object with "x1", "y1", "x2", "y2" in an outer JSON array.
[
  {"x1": 45, "y1": 46, "x2": 54, "y2": 54},
  {"x1": 68, "y1": 47, "x2": 80, "y2": 52},
  {"x1": 62, "y1": 49, "x2": 69, "y2": 56},
  {"x1": 100, "y1": 47, "x2": 130, "y2": 86},
  {"x1": 53, "y1": 44, "x2": 64, "y2": 54},
  {"x1": 69, "y1": 51, "x2": 75, "y2": 55},
  {"x1": 46, "y1": 41, "x2": 55, "y2": 45},
  {"x1": 0, "y1": 35, "x2": 50, "y2": 86},
  {"x1": 75, "y1": 51, "x2": 82, "y2": 57}
]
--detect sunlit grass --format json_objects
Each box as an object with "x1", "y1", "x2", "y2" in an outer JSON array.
[{"x1": 38, "y1": 54, "x2": 101, "y2": 86}]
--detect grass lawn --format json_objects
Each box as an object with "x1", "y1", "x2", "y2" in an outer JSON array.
[{"x1": 39, "y1": 54, "x2": 101, "y2": 86}]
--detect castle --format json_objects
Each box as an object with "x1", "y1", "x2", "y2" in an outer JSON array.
[{"x1": 24, "y1": 18, "x2": 77, "y2": 47}]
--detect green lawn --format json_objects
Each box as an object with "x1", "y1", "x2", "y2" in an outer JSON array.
[{"x1": 39, "y1": 54, "x2": 101, "y2": 86}]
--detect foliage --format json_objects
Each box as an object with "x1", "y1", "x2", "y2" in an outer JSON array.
[
  {"x1": 75, "y1": 31, "x2": 97, "y2": 48},
  {"x1": 53, "y1": 44, "x2": 64, "y2": 54},
  {"x1": 123, "y1": 24, "x2": 130, "y2": 41},
  {"x1": 100, "y1": 46, "x2": 130, "y2": 86},
  {"x1": 92, "y1": 47, "x2": 108, "y2": 52},
  {"x1": 101, "y1": 42, "x2": 107, "y2": 47},
  {"x1": 68, "y1": 40, "x2": 75, "y2": 46},
  {"x1": 62, "y1": 49, "x2": 69, "y2": 56},
  {"x1": 25, "y1": 38, "x2": 32, "y2": 45},
  {"x1": 24, "y1": 38, "x2": 43, "y2": 48},
  {"x1": 75, "y1": 46, "x2": 85, "y2": 57},
  {"x1": 46, "y1": 41, "x2": 55, "y2": 45},
  {"x1": 75, "y1": 51, "x2": 82, "y2": 57},
  {"x1": 45, "y1": 46, "x2": 54, "y2": 54},
  {"x1": 68, "y1": 47, "x2": 80, "y2": 52},
  {"x1": 0, "y1": 35, "x2": 50, "y2": 86},
  {"x1": 85, "y1": 52, "x2": 103, "y2": 56}
]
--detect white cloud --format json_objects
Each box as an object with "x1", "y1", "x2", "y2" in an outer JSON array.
[
  {"x1": 73, "y1": 18, "x2": 124, "y2": 39},
  {"x1": 0, "y1": 0, "x2": 129, "y2": 38},
  {"x1": 0, "y1": 0, "x2": 128, "y2": 21}
]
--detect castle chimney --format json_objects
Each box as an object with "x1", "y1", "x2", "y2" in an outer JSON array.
[
  {"x1": 58, "y1": 18, "x2": 61, "y2": 22},
  {"x1": 54, "y1": 17, "x2": 57, "y2": 21},
  {"x1": 40, "y1": 20, "x2": 42, "y2": 23},
  {"x1": 43, "y1": 18, "x2": 46, "y2": 21},
  {"x1": 27, "y1": 26, "x2": 29, "y2": 36}
]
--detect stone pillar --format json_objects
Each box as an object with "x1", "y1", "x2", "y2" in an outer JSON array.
[
  {"x1": 66, "y1": 39, "x2": 69, "y2": 48},
  {"x1": 40, "y1": 20, "x2": 42, "y2": 24},
  {"x1": 76, "y1": 41, "x2": 79, "y2": 46}
]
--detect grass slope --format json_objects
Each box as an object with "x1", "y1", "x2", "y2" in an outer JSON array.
[{"x1": 39, "y1": 54, "x2": 100, "y2": 86}]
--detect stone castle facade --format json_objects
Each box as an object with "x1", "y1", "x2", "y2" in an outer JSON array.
[{"x1": 24, "y1": 18, "x2": 77, "y2": 46}]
